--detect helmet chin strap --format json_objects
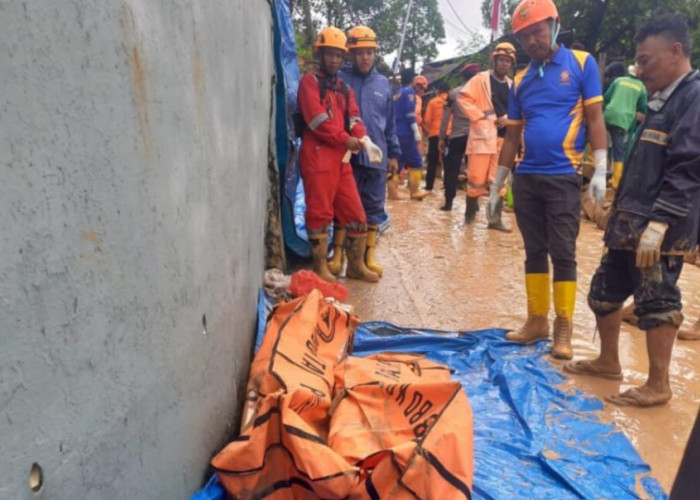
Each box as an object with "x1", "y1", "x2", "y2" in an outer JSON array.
[{"x1": 538, "y1": 19, "x2": 560, "y2": 78}]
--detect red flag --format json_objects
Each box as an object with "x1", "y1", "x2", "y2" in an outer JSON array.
[{"x1": 490, "y1": 0, "x2": 501, "y2": 39}]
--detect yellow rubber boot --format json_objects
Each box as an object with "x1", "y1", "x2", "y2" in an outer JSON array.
[
  {"x1": 327, "y1": 225, "x2": 346, "y2": 276},
  {"x1": 365, "y1": 225, "x2": 383, "y2": 276},
  {"x1": 552, "y1": 281, "x2": 576, "y2": 359},
  {"x1": 408, "y1": 170, "x2": 429, "y2": 200},
  {"x1": 611, "y1": 161, "x2": 624, "y2": 191},
  {"x1": 507, "y1": 273, "x2": 550, "y2": 343},
  {"x1": 308, "y1": 230, "x2": 337, "y2": 283},
  {"x1": 346, "y1": 233, "x2": 380, "y2": 283}
]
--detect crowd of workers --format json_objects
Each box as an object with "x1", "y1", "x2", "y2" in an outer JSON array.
[{"x1": 295, "y1": 0, "x2": 700, "y2": 409}]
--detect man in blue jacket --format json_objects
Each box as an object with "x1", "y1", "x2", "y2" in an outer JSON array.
[{"x1": 335, "y1": 26, "x2": 401, "y2": 277}]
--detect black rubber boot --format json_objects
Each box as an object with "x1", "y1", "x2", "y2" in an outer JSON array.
[{"x1": 464, "y1": 196, "x2": 479, "y2": 224}]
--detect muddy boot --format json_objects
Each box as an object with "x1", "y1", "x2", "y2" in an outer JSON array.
[
  {"x1": 308, "y1": 230, "x2": 337, "y2": 283},
  {"x1": 620, "y1": 302, "x2": 638, "y2": 326},
  {"x1": 552, "y1": 316, "x2": 574, "y2": 359},
  {"x1": 365, "y1": 224, "x2": 383, "y2": 276},
  {"x1": 678, "y1": 317, "x2": 700, "y2": 341},
  {"x1": 440, "y1": 198, "x2": 453, "y2": 211},
  {"x1": 506, "y1": 273, "x2": 550, "y2": 342},
  {"x1": 464, "y1": 196, "x2": 479, "y2": 225},
  {"x1": 487, "y1": 198, "x2": 512, "y2": 232},
  {"x1": 387, "y1": 173, "x2": 400, "y2": 200},
  {"x1": 408, "y1": 170, "x2": 429, "y2": 201},
  {"x1": 551, "y1": 281, "x2": 576, "y2": 359},
  {"x1": 346, "y1": 233, "x2": 380, "y2": 282},
  {"x1": 327, "y1": 225, "x2": 346, "y2": 276}
]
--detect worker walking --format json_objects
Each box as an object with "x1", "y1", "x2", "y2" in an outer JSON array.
[
  {"x1": 439, "y1": 63, "x2": 480, "y2": 212},
  {"x1": 394, "y1": 69, "x2": 429, "y2": 200},
  {"x1": 423, "y1": 81, "x2": 451, "y2": 191},
  {"x1": 488, "y1": 0, "x2": 608, "y2": 359},
  {"x1": 457, "y1": 43, "x2": 515, "y2": 230},
  {"x1": 338, "y1": 26, "x2": 400, "y2": 277},
  {"x1": 603, "y1": 62, "x2": 648, "y2": 189},
  {"x1": 297, "y1": 27, "x2": 383, "y2": 283},
  {"x1": 565, "y1": 14, "x2": 700, "y2": 406}
]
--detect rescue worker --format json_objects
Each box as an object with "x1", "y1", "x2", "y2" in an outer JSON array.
[
  {"x1": 457, "y1": 42, "x2": 515, "y2": 230},
  {"x1": 439, "y1": 63, "x2": 480, "y2": 212},
  {"x1": 603, "y1": 62, "x2": 648, "y2": 189},
  {"x1": 423, "y1": 80, "x2": 450, "y2": 191},
  {"x1": 564, "y1": 14, "x2": 700, "y2": 406},
  {"x1": 487, "y1": 0, "x2": 608, "y2": 359},
  {"x1": 338, "y1": 26, "x2": 401, "y2": 278},
  {"x1": 297, "y1": 27, "x2": 383, "y2": 283},
  {"x1": 394, "y1": 69, "x2": 428, "y2": 200}
]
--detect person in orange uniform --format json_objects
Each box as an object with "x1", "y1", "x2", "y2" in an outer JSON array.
[
  {"x1": 297, "y1": 27, "x2": 382, "y2": 283},
  {"x1": 487, "y1": 0, "x2": 608, "y2": 359},
  {"x1": 458, "y1": 43, "x2": 515, "y2": 230},
  {"x1": 423, "y1": 80, "x2": 450, "y2": 191}
]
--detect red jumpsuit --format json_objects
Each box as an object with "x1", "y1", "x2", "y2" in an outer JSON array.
[{"x1": 298, "y1": 69, "x2": 368, "y2": 233}]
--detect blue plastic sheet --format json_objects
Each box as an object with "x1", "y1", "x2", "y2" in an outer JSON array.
[{"x1": 192, "y1": 296, "x2": 666, "y2": 499}]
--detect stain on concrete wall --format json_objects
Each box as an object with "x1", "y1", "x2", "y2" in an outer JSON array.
[{"x1": 0, "y1": 1, "x2": 273, "y2": 498}]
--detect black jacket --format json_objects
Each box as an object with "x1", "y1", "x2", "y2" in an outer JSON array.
[{"x1": 605, "y1": 70, "x2": 700, "y2": 252}]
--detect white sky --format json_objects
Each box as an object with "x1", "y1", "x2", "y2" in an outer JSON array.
[{"x1": 437, "y1": 0, "x2": 491, "y2": 60}]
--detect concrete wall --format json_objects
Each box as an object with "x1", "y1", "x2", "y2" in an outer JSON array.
[{"x1": 0, "y1": 1, "x2": 273, "y2": 498}]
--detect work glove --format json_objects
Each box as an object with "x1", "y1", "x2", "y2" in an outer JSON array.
[
  {"x1": 361, "y1": 136, "x2": 383, "y2": 164},
  {"x1": 588, "y1": 149, "x2": 607, "y2": 203},
  {"x1": 411, "y1": 122, "x2": 422, "y2": 143},
  {"x1": 487, "y1": 165, "x2": 511, "y2": 224},
  {"x1": 636, "y1": 221, "x2": 668, "y2": 268}
]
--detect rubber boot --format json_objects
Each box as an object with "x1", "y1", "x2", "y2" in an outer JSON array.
[
  {"x1": 552, "y1": 281, "x2": 576, "y2": 359},
  {"x1": 506, "y1": 273, "x2": 550, "y2": 342},
  {"x1": 464, "y1": 196, "x2": 478, "y2": 224},
  {"x1": 678, "y1": 317, "x2": 700, "y2": 341},
  {"x1": 346, "y1": 233, "x2": 380, "y2": 282},
  {"x1": 387, "y1": 173, "x2": 400, "y2": 200},
  {"x1": 365, "y1": 225, "x2": 383, "y2": 276},
  {"x1": 610, "y1": 161, "x2": 624, "y2": 190},
  {"x1": 327, "y1": 225, "x2": 346, "y2": 276},
  {"x1": 440, "y1": 198, "x2": 453, "y2": 211},
  {"x1": 408, "y1": 170, "x2": 429, "y2": 200},
  {"x1": 308, "y1": 230, "x2": 337, "y2": 283},
  {"x1": 487, "y1": 198, "x2": 512, "y2": 232}
]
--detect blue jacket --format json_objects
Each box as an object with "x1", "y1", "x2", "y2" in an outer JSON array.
[
  {"x1": 340, "y1": 67, "x2": 401, "y2": 171},
  {"x1": 393, "y1": 85, "x2": 418, "y2": 138}
]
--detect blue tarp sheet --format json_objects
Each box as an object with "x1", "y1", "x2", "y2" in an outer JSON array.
[{"x1": 192, "y1": 293, "x2": 666, "y2": 499}]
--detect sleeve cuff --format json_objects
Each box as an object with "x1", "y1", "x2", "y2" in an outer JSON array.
[
  {"x1": 584, "y1": 96, "x2": 603, "y2": 106},
  {"x1": 506, "y1": 119, "x2": 523, "y2": 126}
]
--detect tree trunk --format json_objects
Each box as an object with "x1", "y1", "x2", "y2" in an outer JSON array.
[
  {"x1": 584, "y1": 0, "x2": 608, "y2": 53},
  {"x1": 299, "y1": 0, "x2": 316, "y2": 49}
]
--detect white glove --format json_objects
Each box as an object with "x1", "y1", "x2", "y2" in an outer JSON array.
[
  {"x1": 411, "y1": 122, "x2": 421, "y2": 143},
  {"x1": 588, "y1": 149, "x2": 607, "y2": 203},
  {"x1": 361, "y1": 136, "x2": 383, "y2": 164},
  {"x1": 636, "y1": 221, "x2": 668, "y2": 268},
  {"x1": 487, "y1": 165, "x2": 511, "y2": 223}
]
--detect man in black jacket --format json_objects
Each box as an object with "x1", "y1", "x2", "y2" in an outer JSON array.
[{"x1": 564, "y1": 14, "x2": 700, "y2": 407}]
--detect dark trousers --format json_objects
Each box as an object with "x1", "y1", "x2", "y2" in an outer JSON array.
[
  {"x1": 425, "y1": 136, "x2": 440, "y2": 191},
  {"x1": 513, "y1": 173, "x2": 581, "y2": 282},
  {"x1": 352, "y1": 164, "x2": 386, "y2": 225},
  {"x1": 443, "y1": 135, "x2": 468, "y2": 203},
  {"x1": 608, "y1": 124, "x2": 627, "y2": 164},
  {"x1": 588, "y1": 250, "x2": 684, "y2": 330}
]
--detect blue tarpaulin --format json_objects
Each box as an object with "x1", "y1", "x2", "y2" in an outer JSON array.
[{"x1": 192, "y1": 293, "x2": 666, "y2": 499}]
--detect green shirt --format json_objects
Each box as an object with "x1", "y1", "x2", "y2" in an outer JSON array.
[{"x1": 603, "y1": 76, "x2": 648, "y2": 132}]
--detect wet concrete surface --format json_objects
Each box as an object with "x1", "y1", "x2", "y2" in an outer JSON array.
[{"x1": 343, "y1": 185, "x2": 700, "y2": 494}]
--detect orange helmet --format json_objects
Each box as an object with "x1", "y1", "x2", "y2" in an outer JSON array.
[
  {"x1": 314, "y1": 27, "x2": 348, "y2": 53},
  {"x1": 347, "y1": 26, "x2": 378, "y2": 50},
  {"x1": 512, "y1": 0, "x2": 559, "y2": 34},
  {"x1": 491, "y1": 42, "x2": 516, "y2": 63},
  {"x1": 413, "y1": 75, "x2": 428, "y2": 90}
]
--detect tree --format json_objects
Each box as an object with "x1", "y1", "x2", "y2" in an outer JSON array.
[
  {"x1": 481, "y1": 0, "x2": 700, "y2": 66},
  {"x1": 292, "y1": 0, "x2": 446, "y2": 69}
]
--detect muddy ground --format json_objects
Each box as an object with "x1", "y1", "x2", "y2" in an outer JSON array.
[{"x1": 343, "y1": 185, "x2": 700, "y2": 494}]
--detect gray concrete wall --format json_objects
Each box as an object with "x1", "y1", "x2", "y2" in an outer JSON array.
[{"x1": 0, "y1": 1, "x2": 273, "y2": 498}]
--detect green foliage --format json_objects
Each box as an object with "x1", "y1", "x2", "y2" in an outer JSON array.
[
  {"x1": 292, "y1": 0, "x2": 446, "y2": 69},
  {"x1": 481, "y1": 0, "x2": 700, "y2": 66}
]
